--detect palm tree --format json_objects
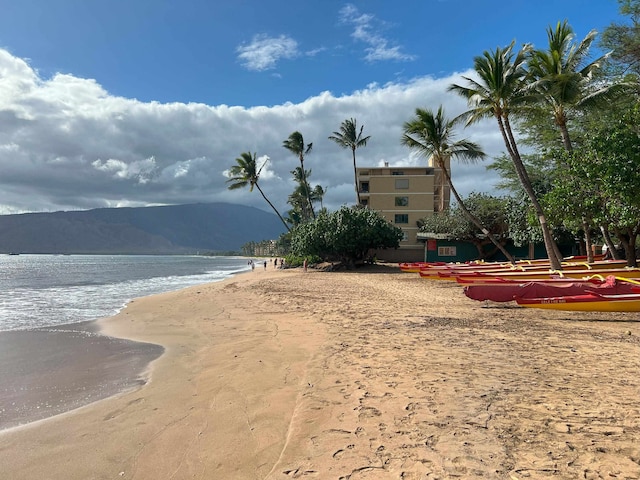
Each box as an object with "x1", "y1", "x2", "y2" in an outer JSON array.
[
  {"x1": 527, "y1": 21, "x2": 614, "y2": 262},
  {"x1": 328, "y1": 118, "x2": 371, "y2": 205},
  {"x1": 448, "y1": 42, "x2": 564, "y2": 270},
  {"x1": 527, "y1": 20, "x2": 612, "y2": 152},
  {"x1": 289, "y1": 166, "x2": 315, "y2": 222},
  {"x1": 313, "y1": 185, "x2": 327, "y2": 210},
  {"x1": 226, "y1": 151, "x2": 290, "y2": 232},
  {"x1": 401, "y1": 106, "x2": 516, "y2": 263},
  {"x1": 283, "y1": 131, "x2": 315, "y2": 219}
]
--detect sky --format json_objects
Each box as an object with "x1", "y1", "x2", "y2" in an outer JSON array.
[{"x1": 0, "y1": 0, "x2": 625, "y2": 216}]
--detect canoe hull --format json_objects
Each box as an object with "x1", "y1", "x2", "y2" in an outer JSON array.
[{"x1": 516, "y1": 294, "x2": 640, "y2": 312}]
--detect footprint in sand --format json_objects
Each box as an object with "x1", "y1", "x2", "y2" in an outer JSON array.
[{"x1": 283, "y1": 467, "x2": 318, "y2": 477}]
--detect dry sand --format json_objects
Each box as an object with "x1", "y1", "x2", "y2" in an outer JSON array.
[{"x1": 0, "y1": 264, "x2": 638, "y2": 479}]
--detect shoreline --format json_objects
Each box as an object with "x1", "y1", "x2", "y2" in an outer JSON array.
[
  {"x1": 0, "y1": 320, "x2": 164, "y2": 432},
  {"x1": 0, "y1": 265, "x2": 638, "y2": 479}
]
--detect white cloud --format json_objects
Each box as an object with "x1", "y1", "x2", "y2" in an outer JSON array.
[
  {"x1": 92, "y1": 157, "x2": 157, "y2": 184},
  {"x1": 0, "y1": 48, "x2": 508, "y2": 216},
  {"x1": 236, "y1": 34, "x2": 299, "y2": 71},
  {"x1": 338, "y1": 4, "x2": 416, "y2": 63}
]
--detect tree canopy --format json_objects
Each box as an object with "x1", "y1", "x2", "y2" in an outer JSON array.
[{"x1": 289, "y1": 206, "x2": 403, "y2": 266}]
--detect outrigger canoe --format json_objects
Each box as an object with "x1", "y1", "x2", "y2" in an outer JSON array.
[
  {"x1": 450, "y1": 267, "x2": 640, "y2": 283},
  {"x1": 401, "y1": 254, "x2": 606, "y2": 274},
  {"x1": 516, "y1": 292, "x2": 640, "y2": 312},
  {"x1": 463, "y1": 275, "x2": 640, "y2": 303}
]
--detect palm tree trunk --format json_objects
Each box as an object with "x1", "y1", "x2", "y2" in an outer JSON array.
[
  {"x1": 299, "y1": 156, "x2": 316, "y2": 219},
  {"x1": 352, "y1": 148, "x2": 361, "y2": 205},
  {"x1": 557, "y1": 118, "x2": 573, "y2": 153},
  {"x1": 498, "y1": 115, "x2": 563, "y2": 269},
  {"x1": 256, "y1": 184, "x2": 291, "y2": 232},
  {"x1": 440, "y1": 164, "x2": 516, "y2": 263}
]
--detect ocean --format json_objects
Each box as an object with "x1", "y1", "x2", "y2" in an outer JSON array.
[{"x1": 0, "y1": 254, "x2": 251, "y2": 332}]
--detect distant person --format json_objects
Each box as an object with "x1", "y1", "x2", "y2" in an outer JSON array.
[
  {"x1": 251, "y1": 261, "x2": 255, "y2": 271},
  {"x1": 263, "y1": 261, "x2": 267, "y2": 270},
  {"x1": 303, "y1": 258, "x2": 308, "y2": 272},
  {"x1": 274, "y1": 258, "x2": 278, "y2": 268}
]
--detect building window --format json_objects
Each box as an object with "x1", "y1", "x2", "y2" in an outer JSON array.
[
  {"x1": 392, "y1": 170, "x2": 405, "y2": 175},
  {"x1": 394, "y1": 214, "x2": 409, "y2": 224},
  {"x1": 438, "y1": 246, "x2": 457, "y2": 256},
  {"x1": 361, "y1": 199, "x2": 368, "y2": 206},
  {"x1": 360, "y1": 181, "x2": 369, "y2": 193},
  {"x1": 401, "y1": 231, "x2": 409, "y2": 241},
  {"x1": 395, "y1": 196, "x2": 409, "y2": 207},
  {"x1": 395, "y1": 178, "x2": 409, "y2": 189}
]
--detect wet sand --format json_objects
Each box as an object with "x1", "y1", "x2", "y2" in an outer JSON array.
[
  {"x1": 0, "y1": 322, "x2": 163, "y2": 430},
  {"x1": 0, "y1": 265, "x2": 638, "y2": 479}
]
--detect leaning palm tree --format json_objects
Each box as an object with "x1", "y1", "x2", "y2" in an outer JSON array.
[
  {"x1": 328, "y1": 118, "x2": 371, "y2": 205},
  {"x1": 448, "y1": 42, "x2": 564, "y2": 270},
  {"x1": 283, "y1": 131, "x2": 315, "y2": 219},
  {"x1": 226, "y1": 151, "x2": 290, "y2": 232},
  {"x1": 401, "y1": 106, "x2": 516, "y2": 263}
]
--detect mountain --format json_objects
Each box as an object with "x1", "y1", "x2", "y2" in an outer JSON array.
[{"x1": 0, "y1": 203, "x2": 287, "y2": 254}]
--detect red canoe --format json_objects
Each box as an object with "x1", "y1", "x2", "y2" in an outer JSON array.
[{"x1": 464, "y1": 275, "x2": 640, "y2": 303}]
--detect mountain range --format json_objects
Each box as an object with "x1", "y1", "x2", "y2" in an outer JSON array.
[{"x1": 0, "y1": 203, "x2": 287, "y2": 254}]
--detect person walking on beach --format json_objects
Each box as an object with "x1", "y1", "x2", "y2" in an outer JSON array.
[
  {"x1": 251, "y1": 261, "x2": 255, "y2": 271},
  {"x1": 303, "y1": 258, "x2": 308, "y2": 272},
  {"x1": 263, "y1": 261, "x2": 267, "y2": 270},
  {"x1": 274, "y1": 258, "x2": 278, "y2": 268}
]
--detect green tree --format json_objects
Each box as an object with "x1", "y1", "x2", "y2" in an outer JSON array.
[
  {"x1": 283, "y1": 131, "x2": 315, "y2": 219},
  {"x1": 601, "y1": 0, "x2": 640, "y2": 76},
  {"x1": 226, "y1": 152, "x2": 290, "y2": 232},
  {"x1": 449, "y1": 42, "x2": 564, "y2": 269},
  {"x1": 328, "y1": 118, "x2": 371, "y2": 205},
  {"x1": 289, "y1": 206, "x2": 403, "y2": 267},
  {"x1": 419, "y1": 193, "x2": 512, "y2": 260},
  {"x1": 487, "y1": 153, "x2": 555, "y2": 252},
  {"x1": 579, "y1": 103, "x2": 640, "y2": 266},
  {"x1": 401, "y1": 105, "x2": 516, "y2": 263}
]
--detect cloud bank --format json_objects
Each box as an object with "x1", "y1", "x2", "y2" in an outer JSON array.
[{"x1": 0, "y1": 48, "x2": 506, "y2": 216}]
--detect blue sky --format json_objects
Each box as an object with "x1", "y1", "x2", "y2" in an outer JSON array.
[{"x1": 0, "y1": 0, "x2": 625, "y2": 215}]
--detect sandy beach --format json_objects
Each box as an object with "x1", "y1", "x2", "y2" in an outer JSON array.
[{"x1": 0, "y1": 264, "x2": 638, "y2": 479}]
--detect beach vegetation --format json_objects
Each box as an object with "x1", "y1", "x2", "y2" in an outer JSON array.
[
  {"x1": 328, "y1": 118, "x2": 371, "y2": 205},
  {"x1": 281, "y1": 253, "x2": 322, "y2": 268},
  {"x1": 289, "y1": 206, "x2": 403, "y2": 267},
  {"x1": 545, "y1": 102, "x2": 640, "y2": 266}
]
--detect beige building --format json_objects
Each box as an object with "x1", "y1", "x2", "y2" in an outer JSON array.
[{"x1": 357, "y1": 160, "x2": 449, "y2": 262}]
